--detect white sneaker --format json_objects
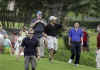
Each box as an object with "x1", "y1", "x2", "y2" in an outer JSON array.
[{"x1": 68, "y1": 59, "x2": 72, "y2": 64}]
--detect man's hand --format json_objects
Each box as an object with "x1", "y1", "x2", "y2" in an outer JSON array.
[
  {"x1": 37, "y1": 55, "x2": 40, "y2": 61},
  {"x1": 42, "y1": 33, "x2": 47, "y2": 38},
  {"x1": 68, "y1": 37, "x2": 71, "y2": 47}
]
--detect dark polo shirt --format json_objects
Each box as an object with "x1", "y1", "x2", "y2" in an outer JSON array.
[{"x1": 21, "y1": 36, "x2": 39, "y2": 56}]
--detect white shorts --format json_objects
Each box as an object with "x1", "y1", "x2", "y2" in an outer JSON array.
[{"x1": 47, "y1": 36, "x2": 58, "y2": 51}]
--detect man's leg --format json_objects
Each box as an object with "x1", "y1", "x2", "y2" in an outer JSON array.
[
  {"x1": 75, "y1": 44, "x2": 81, "y2": 64},
  {"x1": 68, "y1": 43, "x2": 75, "y2": 63},
  {"x1": 31, "y1": 56, "x2": 36, "y2": 70},
  {"x1": 24, "y1": 56, "x2": 30, "y2": 70},
  {"x1": 39, "y1": 37, "x2": 45, "y2": 57},
  {"x1": 49, "y1": 48, "x2": 54, "y2": 62},
  {"x1": 70, "y1": 44, "x2": 76, "y2": 60},
  {"x1": 47, "y1": 36, "x2": 54, "y2": 62}
]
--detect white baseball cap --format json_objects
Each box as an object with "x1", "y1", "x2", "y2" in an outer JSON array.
[{"x1": 49, "y1": 16, "x2": 57, "y2": 21}]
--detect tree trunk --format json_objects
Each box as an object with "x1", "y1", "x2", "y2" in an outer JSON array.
[{"x1": 24, "y1": 9, "x2": 33, "y2": 25}]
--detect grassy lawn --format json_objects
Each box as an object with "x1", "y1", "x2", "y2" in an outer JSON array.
[
  {"x1": 0, "y1": 54, "x2": 96, "y2": 70},
  {"x1": 0, "y1": 29, "x2": 97, "y2": 70}
]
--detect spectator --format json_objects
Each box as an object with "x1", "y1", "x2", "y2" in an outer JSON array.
[
  {"x1": 45, "y1": 16, "x2": 62, "y2": 62},
  {"x1": 30, "y1": 11, "x2": 47, "y2": 57},
  {"x1": 19, "y1": 26, "x2": 28, "y2": 38},
  {"x1": 18, "y1": 29, "x2": 40, "y2": 70},
  {"x1": 81, "y1": 27, "x2": 89, "y2": 52},
  {"x1": 3, "y1": 34, "x2": 13, "y2": 55},
  {"x1": 96, "y1": 24, "x2": 100, "y2": 69},
  {"x1": 68, "y1": 22, "x2": 83, "y2": 66},
  {"x1": 10, "y1": 32, "x2": 18, "y2": 55},
  {"x1": 15, "y1": 31, "x2": 24, "y2": 56},
  {"x1": 0, "y1": 24, "x2": 7, "y2": 53},
  {"x1": 97, "y1": 24, "x2": 100, "y2": 49}
]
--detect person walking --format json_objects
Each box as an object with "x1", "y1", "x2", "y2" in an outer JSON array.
[
  {"x1": 68, "y1": 22, "x2": 83, "y2": 66},
  {"x1": 45, "y1": 16, "x2": 62, "y2": 62},
  {"x1": 18, "y1": 29, "x2": 40, "y2": 70}
]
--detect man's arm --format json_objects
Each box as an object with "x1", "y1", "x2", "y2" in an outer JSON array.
[
  {"x1": 81, "y1": 37, "x2": 83, "y2": 46},
  {"x1": 36, "y1": 47, "x2": 40, "y2": 61},
  {"x1": 68, "y1": 37, "x2": 71, "y2": 46},
  {"x1": 40, "y1": 19, "x2": 47, "y2": 26},
  {"x1": 30, "y1": 20, "x2": 40, "y2": 28},
  {"x1": 81, "y1": 30, "x2": 84, "y2": 46},
  {"x1": 42, "y1": 32, "x2": 47, "y2": 38},
  {"x1": 68, "y1": 29, "x2": 72, "y2": 46}
]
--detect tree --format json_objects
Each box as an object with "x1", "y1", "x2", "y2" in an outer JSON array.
[{"x1": 0, "y1": 0, "x2": 100, "y2": 24}]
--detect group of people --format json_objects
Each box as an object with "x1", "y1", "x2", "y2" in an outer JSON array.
[
  {"x1": 0, "y1": 23, "x2": 28, "y2": 56},
  {"x1": 0, "y1": 10, "x2": 100, "y2": 70},
  {"x1": 17, "y1": 11, "x2": 62, "y2": 70},
  {"x1": 17, "y1": 11, "x2": 90, "y2": 70}
]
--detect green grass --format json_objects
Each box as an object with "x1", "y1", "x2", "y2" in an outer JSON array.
[
  {"x1": 0, "y1": 29, "x2": 97, "y2": 70},
  {"x1": 0, "y1": 54, "x2": 96, "y2": 70}
]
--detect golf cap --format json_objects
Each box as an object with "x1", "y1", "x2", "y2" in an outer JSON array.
[
  {"x1": 36, "y1": 11, "x2": 42, "y2": 15},
  {"x1": 49, "y1": 16, "x2": 57, "y2": 21}
]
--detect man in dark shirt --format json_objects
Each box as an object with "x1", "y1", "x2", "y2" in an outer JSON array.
[
  {"x1": 45, "y1": 16, "x2": 62, "y2": 62},
  {"x1": 18, "y1": 29, "x2": 40, "y2": 70},
  {"x1": 30, "y1": 11, "x2": 47, "y2": 57}
]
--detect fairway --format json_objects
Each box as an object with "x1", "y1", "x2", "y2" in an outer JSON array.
[{"x1": 0, "y1": 54, "x2": 96, "y2": 70}]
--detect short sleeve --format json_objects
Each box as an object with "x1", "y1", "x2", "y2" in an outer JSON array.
[{"x1": 55, "y1": 24, "x2": 62, "y2": 29}]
